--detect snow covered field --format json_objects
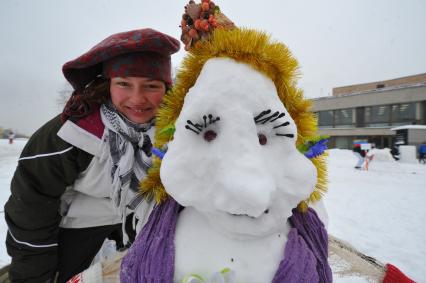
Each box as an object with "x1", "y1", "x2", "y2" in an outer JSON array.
[
  {"x1": 0, "y1": 139, "x2": 27, "y2": 267},
  {"x1": 324, "y1": 148, "x2": 425, "y2": 282},
  {"x1": 0, "y1": 139, "x2": 424, "y2": 281}
]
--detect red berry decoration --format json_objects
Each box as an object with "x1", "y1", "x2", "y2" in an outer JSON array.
[
  {"x1": 180, "y1": 0, "x2": 234, "y2": 50},
  {"x1": 202, "y1": 2, "x2": 210, "y2": 11},
  {"x1": 194, "y1": 19, "x2": 202, "y2": 30},
  {"x1": 189, "y1": 28, "x2": 199, "y2": 39}
]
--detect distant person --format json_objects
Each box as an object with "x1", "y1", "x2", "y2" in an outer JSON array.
[
  {"x1": 419, "y1": 143, "x2": 426, "y2": 164},
  {"x1": 8, "y1": 130, "x2": 15, "y2": 145},
  {"x1": 352, "y1": 144, "x2": 365, "y2": 169},
  {"x1": 390, "y1": 145, "x2": 400, "y2": 161},
  {"x1": 364, "y1": 148, "x2": 375, "y2": 170},
  {"x1": 4, "y1": 28, "x2": 180, "y2": 282},
  {"x1": 390, "y1": 142, "x2": 402, "y2": 161}
]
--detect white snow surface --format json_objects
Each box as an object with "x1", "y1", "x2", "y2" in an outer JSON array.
[
  {"x1": 161, "y1": 58, "x2": 316, "y2": 238},
  {"x1": 162, "y1": 58, "x2": 319, "y2": 282},
  {"x1": 390, "y1": 125, "x2": 426, "y2": 131},
  {"x1": 0, "y1": 139, "x2": 425, "y2": 281},
  {"x1": 325, "y1": 148, "x2": 425, "y2": 282},
  {"x1": 0, "y1": 138, "x2": 26, "y2": 267}
]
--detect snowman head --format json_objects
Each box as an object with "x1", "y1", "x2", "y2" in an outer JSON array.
[{"x1": 141, "y1": 28, "x2": 327, "y2": 238}]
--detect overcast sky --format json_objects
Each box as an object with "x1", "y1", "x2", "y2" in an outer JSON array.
[{"x1": 1, "y1": 0, "x2": 425, "y2": 135}]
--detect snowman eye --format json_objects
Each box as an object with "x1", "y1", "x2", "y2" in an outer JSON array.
[
  {"x1": 254, "y1": 109, "x2": 294, "y2": 139},
  {"x1": 258, "y1": 133, "x2": 267, "y2": 145},
  {"x1": 204, "y1": 130, "x2": 217, "y2": 142},
  {"x1": 185, "y1": 114, "x2": 220, "y2": 140}
]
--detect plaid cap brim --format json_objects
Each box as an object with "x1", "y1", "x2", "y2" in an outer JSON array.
[{"x1": 62, "y1": 28, "x2": 180, "y2": 91}]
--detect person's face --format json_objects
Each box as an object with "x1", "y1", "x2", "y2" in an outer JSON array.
[{"x1": 110, "y1": 77, "x2": 166, "y2": 123}]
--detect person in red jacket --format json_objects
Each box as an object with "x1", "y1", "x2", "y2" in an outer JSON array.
[{"x1": 352, "y1": 143, "x2": 366, "y2": 169}]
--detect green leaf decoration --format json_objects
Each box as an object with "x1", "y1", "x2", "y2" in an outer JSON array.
[{"x1": 160, "y1": 123, "x2": 176, "y2": 136}]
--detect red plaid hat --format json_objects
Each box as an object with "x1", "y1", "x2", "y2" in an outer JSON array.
[{"x1": 62, "y1": 28, "x2": 180, "y2": 91}]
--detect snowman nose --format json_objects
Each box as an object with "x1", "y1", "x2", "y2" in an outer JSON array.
[{"x1": 214, "y1": 169, "x2": 276, "y2": 218}]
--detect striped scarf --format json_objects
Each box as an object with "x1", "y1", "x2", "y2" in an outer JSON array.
[{"x1": 100, "y1": 102, "x2": 153, "y2": 216}]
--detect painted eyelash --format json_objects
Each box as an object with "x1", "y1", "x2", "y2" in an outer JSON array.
[
  {"x1": 273, "y1": 121, "x2": 290, "y2": 129},
  {"x1": 185, "y1": 114, "x2": 220, "y2": 134},
  {"x1": 254, "y1": 110, "x2": 286, "y2": 124},
  {"x1": 276, "y1": 133, "x2": 294, "y2": 138},
  {"x1": 254, "y1": 109, "x2": 294, "y2": 138}
]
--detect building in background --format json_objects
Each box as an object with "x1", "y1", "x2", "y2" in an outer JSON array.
[{"x1": 312, "y1": 73, "x2": 426, "y2": 149}]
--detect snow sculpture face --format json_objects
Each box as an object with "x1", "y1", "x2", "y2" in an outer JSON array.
[{"x1": 161, "y1": 58, "x2": 317, "y2": 238}]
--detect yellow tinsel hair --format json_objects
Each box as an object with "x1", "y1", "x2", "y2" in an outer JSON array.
[{"x1": 140, "y1": 28, "x2": 328, "y2": 211}]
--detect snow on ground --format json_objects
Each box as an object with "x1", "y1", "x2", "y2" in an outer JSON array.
[
  {"x1": 324, "y1": 149, "x2": 426, "y2": 282},
  {"x1": 0, "y1": 139, "x2": 424, "y2": 281},
  {"x1": 0, "y1": 138, "x2": 26, "y2": 267}
]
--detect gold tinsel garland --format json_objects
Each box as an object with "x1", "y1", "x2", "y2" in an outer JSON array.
[{"x1": 140, "y1": 27, "x2": 328, "y2": 212}]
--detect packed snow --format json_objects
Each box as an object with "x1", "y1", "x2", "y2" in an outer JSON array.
[
  {"x1": 163, "y1": 58, "x2": 320, "y2": 282},
  {"x1": 0, "y1": 138, "x2": 425, "y2": 281},
  {"x1": 324, "y1": 148, "x2": 425, "y2": 282},
  {"x1": 163, "y1": 58, "x2": 316, "y2": 235}
]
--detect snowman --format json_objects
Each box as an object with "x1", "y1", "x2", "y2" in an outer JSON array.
[
  {"x1": 120, "y1": 2, "x2": 331, "y2": 282},
  {"x1": 66, "y1": 2, "x2": 416, "y2": 282}
]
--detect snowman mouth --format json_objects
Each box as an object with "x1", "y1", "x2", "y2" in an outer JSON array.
[
  {"x1": 229, "y1": 213, "x2": 256, "y2": 219},
  {"x1": 229, "y1": 209, "x2": 269, "y2": 219}
]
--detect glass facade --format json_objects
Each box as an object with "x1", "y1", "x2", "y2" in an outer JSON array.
[
  {"x1": 365, "y1": 105, "x2": 390, "y2": 127},
  {"x1": 327, "y1": 135, "x2": 394, "y2": 150},
  {"x1": 363, "y1": 103, "x2": 417, "y2": 126},
  {"x1": 317, "y1": 102, "x2": 418, "y2": 129},
  {"x1": 318, "y1": 108, "x2": 354, "y2": 128},
  {"x1": 391, "y1": 103, "x2": 416, "y2": 125},
  {"x1": 313, "y1": 83, "x2": 425, "y2": 150},
  {"x1": 334, "y1": 108, "x2": 354, "y2": 128},
  {"x1": 318, "y1": 110, "x2": 334, "y2": 127},
  {"x1": 334, "y1": 136, "x2": 352, "y2": 149}
]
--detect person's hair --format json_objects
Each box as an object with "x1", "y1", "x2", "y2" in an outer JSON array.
[{"x1": 61, "y1": 76, "x2": 110, "y2": 121}]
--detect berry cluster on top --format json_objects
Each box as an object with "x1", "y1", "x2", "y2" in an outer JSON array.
[{"x1": 180, "y1": 0, "x2": 235, "y2": 50}]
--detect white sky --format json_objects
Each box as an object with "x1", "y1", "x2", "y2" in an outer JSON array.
[{"x1": 1, "y1": 0, "x2": 425, "y2": 135}]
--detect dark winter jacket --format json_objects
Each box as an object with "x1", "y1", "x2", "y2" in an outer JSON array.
[
  {"x1": 4, "y1": 110, "x2": 154, "y2": 282},
  {"x1": 352, "y1": 146, "x2": 366, "y2": 158},
  {"x1": 5, "y1": 115, "x2": 92, "y2": 281}
]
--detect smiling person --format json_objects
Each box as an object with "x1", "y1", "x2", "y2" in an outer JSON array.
[
  {"x1": 4, "y1": 28, "x2": 179, "y2": 282},
  {"x1": 110, "y1": 77, "x2": 166, "y2": 124}
]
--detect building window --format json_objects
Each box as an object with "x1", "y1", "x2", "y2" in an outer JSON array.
[
  {"x1": 391, "y1": 103, "x2": 416, "y2": 125},
  {"x1": 365, "y1": 105, "x2": 390, "y2": 127},
  {"x1": 318, "y1": 110, "x2": 334, "y2": 127},
  {"x1": 334, "y1": 136, "x2": 352, "y2": 149},
  {"x1": 334, "y1": 108, "x2": 354, "y2": 128}
]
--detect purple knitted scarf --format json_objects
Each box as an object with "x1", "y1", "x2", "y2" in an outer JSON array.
[{"x1": 121, "y1": 198, "x2": 332, "y2": 283}]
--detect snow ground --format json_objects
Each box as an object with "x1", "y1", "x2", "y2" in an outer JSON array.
[
  {"x1": 0, "y1": 139, "x2": 424, "y2": 281},
  {"x1": 0, "y1": 139, "x2": 26, "y2": 267},
  {"x1": 324, "y1": 148, "x2": 425, "y2": 282}
]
